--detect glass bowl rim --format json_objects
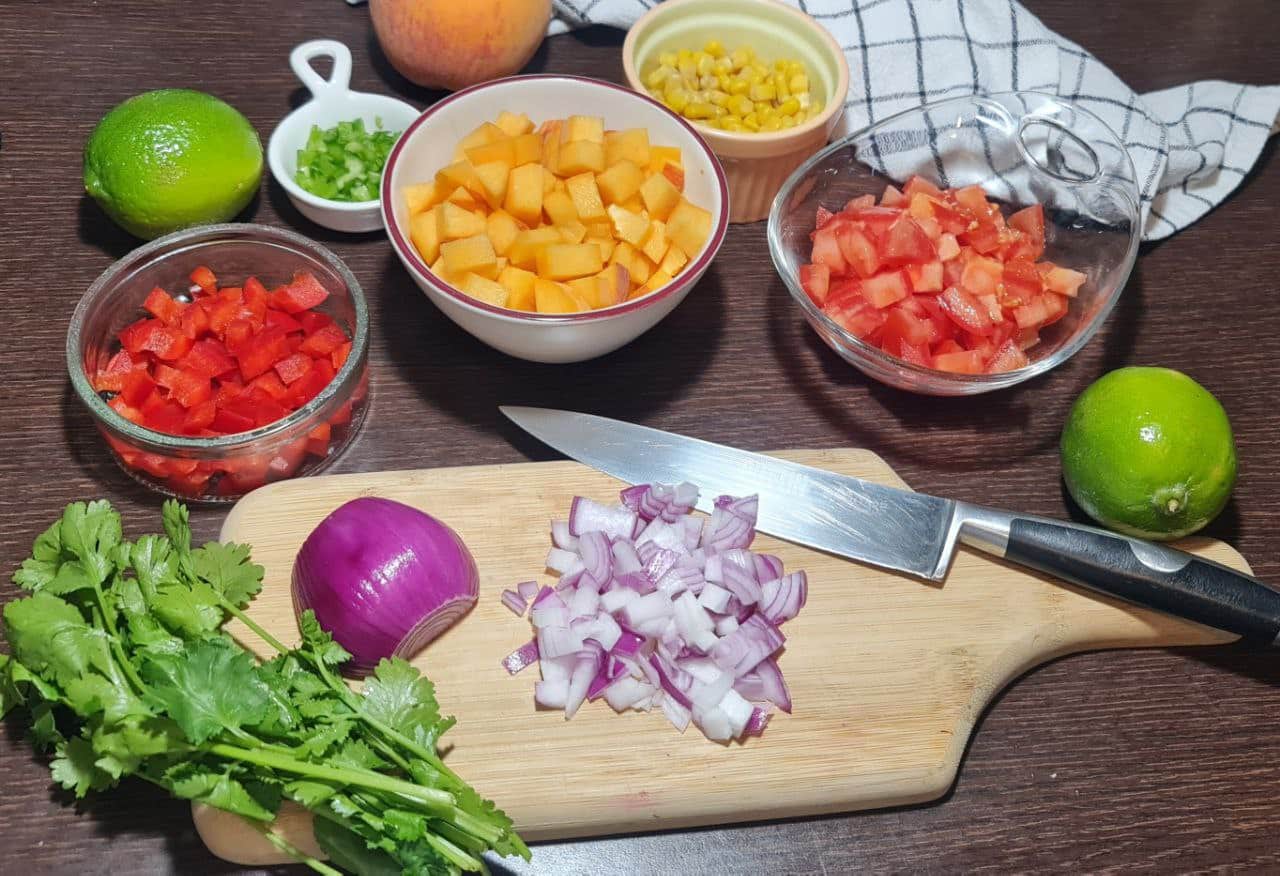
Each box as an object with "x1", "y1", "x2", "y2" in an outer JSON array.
[
  {"x1": 766, "y1": 90, "x2": 1142, "y2": 391},
  {"x1": 66, "y1": 222, "x2": 370, "y2": 452}
]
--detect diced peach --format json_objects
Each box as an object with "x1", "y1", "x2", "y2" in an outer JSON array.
[
  {"x1": 660, "y1": 162, "x2": 685, "y2": 191},
  {"x1": 636, "y1": 268, "x2": 674, "y2": 298},
  {"x1": 457, "y1": 272, "x2": 508, "y2": 307},
  {"x1": 595, "y1": 262, "x2": 630, "y2": 306},
  {"x1": 498, "y1": 265, "x2": 537, "y2": 311},
  {"x1": 444, "y1": 186, "x2": 479, "y2": 210},
  {"x1": 557, "y1": 220, "x2": 587, "y2": 244},
  {"x1": 409, "y1": 209, "x2": 441, "y2": 264},
  {"x1": 511, "y1": 132, "x2": 542, "y2": 167},
  {"x1": 435, "y1": 201, "x2": 487, "y2": 241},
  {"x1": 619, "y1": 194, "x2": 647, "y2": 215},
  {"x1": 604, "y1": 128, "x2": 651, "y2": 168},
  {"x1": 458, "y1": 122, "x2": 506, "y2": 152},
  {"x1": 466, "y1": 137, "x2": 516, "y2": 169},
  {"x1": 537, "y1": 243, "x2": 604, "y2": 280},
  {"x1": 495, "y1": 111, "x2": 534, "y2": 138},
  {"x1": 473, "y1": 160, "x2": 509, "y2": 209},
  {"x1": 648, "y1": 146, "x2": 682, "y2": 175},
  {"x1": 435, "y1": 161, "x2": 488, "y2": 201},
  {"x1": 658, "y1": 243, "x2": 688, "y2": 276},
  {"x1": 486, "y1": 210, "x2": 521, "y2": 257},
  {"x1": 404, "y1": 181, "x2": 441, "y2": 215},
  {"x1": 607, "y1": 204, "x2": 650, "y2": 247},
  {"x1": 589, "y1": 235, "x2": 616, "y2": 262},
  {"x1": 558, "y1": 140, "x2": 606, "y2": 176},
  {"x1": 541, "y1": 120, "x2": 562, "y2": 174},
  {"x1": 639, "y1": 172, "x2": 681, "y2": 222},
  {"x1": 596, "y1": 160, "x2": 644, "y2": 205},
  {"x1": 584, "y1": 221, "x2": 613, "y2": 239},
  {"x1": 562, "y1": 115, "x2": 604, "y2": 144},
  {"x1": 534, "y1": 278, "x2": 588, "y2": 314},
  {"x1": 666, "y1": 199, "x2": 712, "y2": 257},
  {"x1": 440, "y1": 234, "x2": 497, "y2": 279},
  {"x1": 504, "y1": 163, "x2": 544, "y2": 227},
  {"x1": 507, "y1": 226, "x2": 563, "y2": 269},
  {"x1": 609, "y1": 241, "x2": 653, "y2": 286},
  {"x1": 640, "y1": 220, "x2": 667, "y2": 265},
  {"x1": 429, "y1": 255, "x2": 451, "y2": 280},
  {"x1": 566, "y1": 173, "x2": 608, "y2": 223},
  {"x1": 543, "y1": 190, "x2": 580, "y2": 226}
]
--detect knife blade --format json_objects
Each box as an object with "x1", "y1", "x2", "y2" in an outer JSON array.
[{"x1": 501, "y1": 406, "x2": 1280, "y2": 643}]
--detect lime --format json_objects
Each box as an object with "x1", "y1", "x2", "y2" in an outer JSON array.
[
  {"x1": 84, "y1": 89, "x2": 262, "y2": 240},
  {"x1": 1060, "y1": 367, "x2": 1236, "y2": 541}
]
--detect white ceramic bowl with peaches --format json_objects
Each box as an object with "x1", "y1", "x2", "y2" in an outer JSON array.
[{"x1": 380, "y1": 74, "x2": 729, "y2": 363}]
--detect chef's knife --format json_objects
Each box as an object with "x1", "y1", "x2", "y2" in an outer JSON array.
[{"x1": 501, "y1": 406, "x2": 1280, "y2": 644}]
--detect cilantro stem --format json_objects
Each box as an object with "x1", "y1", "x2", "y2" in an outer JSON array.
[
  {"x1": 88, "y1": 598, "x2": 147, "y2": 695},
  {"x1": 207, "y1": 742, "x2": 456, "y2": 810},
  {"x1": 219, "y1": 599, "x2": 290, "y2": 655},
  {"x1": 249, "y1": 819, "x2": 343, "y2": 876},
  {"x1": 424, "y1": 829, "x2": 485, "y2": 871}
]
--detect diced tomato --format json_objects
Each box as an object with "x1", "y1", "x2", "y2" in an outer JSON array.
[
  {"x1": 811, "y1": 226, "x2": 847, "y2": 275},
  {"x1": 933, "y1": 339, "x2": 964, "y2": 356},
  {"x1": 861, "y1": 270, "x2": 911, "y2": 309},
  {"x1": 824, "y1": 296, "x2": 886, "y2": 340},
  {"x1": 1002, "y1": 258, "x2": 1042, "y2": 303},
  {"x1": 906, "y1": 260, "x2": 943, "y2": 293},
  {"x1": 845, "y1": 194, "x2": 876, "y2": 211},
  {"x1": 244, "y1": 276, "x2": 269, "y2": 307},
  {"x1": 960, "y1": 256, "x2": 1003, "y2": 298},
  {"x1": 1013, "y1": 294, "x2": 1060, "y2": 329},
  {"x1": 953, "y1": 185, "x2": 990, "y2": 215},
  {"x1": 880, "y1": 185, "x2": 906, "y2": 207},
  {"x1": 1008, "y1": 204, "x2": 1045, "y2": 256},
  {"x1": 963, "y1": 221, "x2": 1002, "y2": 254},
  {"x1": 273, "y1": 352, "x2": 314, "y2": 385},
  {"x1": 845, "y1": 206, "x2": 899, "y2": 241},
  {"x1": 331, "y1": 341, "x2": 353, "y2": 370},
  {"x1": 939, "y1": 285, "x2": 994, "y2": 335},
  {"x1": 880, "y1": 306, "x2": 935, "y2": 349},
  {"x1": 880, "y1": 216, "x2": 936, "y2": 268},
  {"x1": 143, "y1": 287, "x2": 184, "y2": 325},
  {"x1": 987, "y1": 339, "x2": 1030, "y2": 373},
  {"x1": 903, "y1": 176, "x2": 944, "y2": 199},
  {"x1": 836, "y1": 224, "x2": 880, "y2": 278},
  {"x1": 907, "y1": 193, "x2": 935, "y2": 221},
  {"x1": 270, "y1": 272, "x2": 330, "y2": 314},
  {"x1": 933, "y1": 349, "x2": 986, "y2": 374},
  {"x1": 915, "y1": 216, "x2": 942, "y2": 241},
  {"x1": 936, "y1": 234, "x2": 961, "y2": 261},
  {"x1": 189, "y1": 265, "x2": 217, "y2": 294},
  {"x1": 928, "y1": 198, "x2": 975, "y2": 236},
  {"x1": 814, "y1": 206, "x2": 836, "y2": 230},
  {"x1": 236, "y1": 325, "x2": 291, "y2": 380},
  {"x1": 1043, "y1": 265, "x2": 1087, "y2": 298},
  {"x1": 799, "y1": 263, "x2": 831, "y2": 306},
  {"x1": 894, "y1": 338, "x2": 931, "y2": 367}
]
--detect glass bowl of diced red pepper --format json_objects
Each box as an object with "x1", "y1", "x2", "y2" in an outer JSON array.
[
  {"x1": 768, "y1": 92, "x2": 1141, "y2": 395},
  {"x1": 67, "y1": 223, "x2": 370, "y2": 500}
]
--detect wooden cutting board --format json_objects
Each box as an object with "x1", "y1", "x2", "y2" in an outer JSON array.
[{"x1": 199, "y1": 449, "x2": 1246, "y2": 861}]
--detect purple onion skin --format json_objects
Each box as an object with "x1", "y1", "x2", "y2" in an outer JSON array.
[{"x1": 292, "y1": 497, "x2": 479, "y2": 677}]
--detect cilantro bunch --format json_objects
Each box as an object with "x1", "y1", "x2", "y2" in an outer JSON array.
[{"x1": 0, "y1": 500, "x2": 529, "y2": 875}]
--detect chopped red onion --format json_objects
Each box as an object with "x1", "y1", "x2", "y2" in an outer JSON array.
[
  {"x1": 507, "y1": 482, "x2": 806, "y2": 742},
  {"x1": 500, "y1": 589, "x2": 527, "y2": 616}
]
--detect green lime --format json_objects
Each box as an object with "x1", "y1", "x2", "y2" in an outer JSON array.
[
  {"x1": 83, "y1": 89, "x2": 262, "y2": 240},
  {"x1": 1060, "y1": 367, "x2": 1236, "y2": 541}
]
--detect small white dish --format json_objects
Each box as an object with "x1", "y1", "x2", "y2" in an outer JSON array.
[
  {"x1": 380, "y1": 75, "x2": 729, "y2": 363},
  {"x1": 268, "y1": 39, "x2": 419, "y2": 233}
]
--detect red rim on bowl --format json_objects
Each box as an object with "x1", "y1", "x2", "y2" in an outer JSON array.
[{"x1": 380, "y1": 74, "x2": 730, "y2": 323}]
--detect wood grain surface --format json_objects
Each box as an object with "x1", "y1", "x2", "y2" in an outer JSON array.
[{"x1": 0, "y1": 1, "x2": 1277, "y2": 872}]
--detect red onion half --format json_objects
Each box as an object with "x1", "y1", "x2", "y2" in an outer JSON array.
[{"x1": 292, "y1": 497, "x2": 478, "y2": 676}]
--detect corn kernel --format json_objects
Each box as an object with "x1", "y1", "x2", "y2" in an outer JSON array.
[
  {"x1": 699, "y1": 73, "x2": 718, "y2": 90},
  {"x1": 666, "y1": 89, "x2": 689, "y2": 112},
  {"x1": 659, "y1": 51, "x2": 677, "y2": 67},
  {"x1": 747, "y1": 68, "x2": 766, "y2": 86},
  {"x1": 720, "y1": 118, "x2": 744, "y2": 132},
  {"x1": 761, "y1": 117, "x2": 782, "y2": 132},
  {"x1": 797, "y1": 91, "x2": 812, "y2": 110},
  {"x1": 742, "y1": 111, "x2": 760, "y2": 130},
  {"x1": 749, "y1": 83, "x2": 776, "y2": 102},
  {"x1": 790, "y1": 73, "x2": 809, "y2": 94},
  {"x1": 645, "y1": 64, "x2": 675, "y2": 89},
  {"x1": 777, "y1": 97, "x2": 801, "y2": 117},
  {"x1": 713, "y1": 57, "x2": 733, "y2": 75},
  {"x1": 684, "y1": 101, "x2": 714, "y2": 119},
  {"x1": 774, "y1": 72, "x2": 790, "y2": 100},
  {"x1": 729, "y1": 48, "x2": 751, "y2": 71},
  {"x1": 727, "y1": 77, "x2": 749, "y2": 95},
  {"x1": 780, "y1": 114, "x2": 798, "y2": 129},
  {"x1": 708, "y1": 90, "x2": 729, "y2": 107},
  {"x1": 678, "y1": 57, "x2": 696, "y2": 79},
  {"x1": 704, "y1": 39, "x2": 724, "y2": 58}
]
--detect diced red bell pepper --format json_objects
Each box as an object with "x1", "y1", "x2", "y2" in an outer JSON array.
[
  {"x1": 93, "y1": 350, "x2": 136, "y2": 392},
  {"x1": 167, "y1": 369, "x2": 211, "y2": 409},
  {"x1": 182, "y1": 400, "x2": 217, "y2": 433},
  {"x1": 107, "y1": 396, "x2": 144, "y2": 425},
  {"x1": 144, "y1": 399, "x2": 187, "y2": 434},
  {"x1": 331, "y1": 341, "x2": 353, "y2": 370},
  {"x1": 224, "y1": 318, "x2": 255, "y2": 354},
  {"x1": 143, "y1": 287, "x2": 184, "y2": 326},
  {"x1": 298, "y1": 310, "x2": 335, "y2": 334},
  {"x1": 233, "y1": 325, "x2": 289, "y2": 381},
  {"x1": 211, "y1": 406, "x2": 255, "y2": 434},
  {"x1": 249, "y1": 371, "x2": 291, "y2": 401},
  {"x1": 190, "y1": 265, "x2": 217, "y2": 294},
  {"x1": 266, "y1": 310, "x2": 304, "y2": 333},
  {"x1": 270, "y1": 272, "x2": 330, "y2": 314},
  {"x1": 273, "y1": 352, "x2": 313, "y2": 386},
  {"x1": 292, "y1": 358, "x2": 336, "y2": 406},
  {"x1": 119, "y1": 368, "x2": 157, "y2": 407},
  {"x1": 179, "y1": 302, "x2": 210, "y2": 340},
  {"x1": 329, "y1": 399, "x2": 354, "y2": 426},
  {"x1": 181, "y1": 338, "x2": 237, "y2": 378},
  {"x1": 299, "y1": 324, "x2": 348, "y2": 357}
]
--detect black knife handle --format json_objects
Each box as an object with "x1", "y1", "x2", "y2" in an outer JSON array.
[{"x1": 1003, "y1": 517, "x2": 1280, "y2": 643}]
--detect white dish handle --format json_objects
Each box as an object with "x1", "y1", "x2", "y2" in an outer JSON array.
[{"x1": 290, "y1": 39, "x2": 353, "y2": 100}]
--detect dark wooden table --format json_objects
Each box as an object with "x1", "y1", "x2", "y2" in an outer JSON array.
[{"x1": 2, "y1": 1, "x2": 1279, "y2": 872}]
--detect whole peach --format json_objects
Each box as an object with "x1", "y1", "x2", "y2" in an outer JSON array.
[{"x1": 370, "y1": 0, "x2": 552, "y2": 91}]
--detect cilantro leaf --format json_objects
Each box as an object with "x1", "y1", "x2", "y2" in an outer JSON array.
[
  {"x1": 131, "y1": 535, "x2": 177, "y2": 598},
  {"x1": 13, "y1": 518, "x2": 61, "y2": 591},
  {"x1": 454, "y1": 784, "x2": 527, "y2": 860},
  {"x1": 164, "y1": 762, "x2": 278, "y2": 821},
  {"x1": 141, "y1": 639, "x2": 271, "y2": 745},
  {"x1": 328, "y1": 739, "x2": 386, "y2": 772},
  {"x1": 3, "y1": 592, "x2": 116, "y2": 689},
  {"x1": 115, "y1": 578, "x2": 184, "y2": 656},
  {"x1": 192, "y1": 541, "x2": 263, "y2": 608},
  {"x1": 291, "y1": 720, "x2": 351, "y2": 759},
  {"x1": 58, "y1": 501, "x2": 121, "y2": 587},
  {"x1": 360, "y1": 658, "x2": 443, "y2": 749},
  {"x1": 51, "y1": 736, "x2": 114, "y2": 797},
  {"x1": 150, "y1": 581, "x2": 223, "y2": 638},
  {"x1": 161, "y1": 500, "x2": 191, "y2": 555},
  {"x1": 299, "y1": 610, "x2": 353, "y2": 667},
  {"x1": 285, "y1": 779, "x2": 338, "y2": 808},
  {"x1": 90, "y1": 715, "x2": 186, "y2": 778},
  {"x1": 30, "y1": 701, "x2": 65, "y2": 752},
  {"x1": 64, "y1": 674, "x2": 148, "y2": 722}
]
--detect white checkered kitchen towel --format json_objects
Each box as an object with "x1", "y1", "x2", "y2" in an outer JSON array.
[{"x1": 550, "y1": 0, "x2": 1280, "y2": 240}]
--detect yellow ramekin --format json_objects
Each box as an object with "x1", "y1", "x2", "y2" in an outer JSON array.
[{"x1": 623, "y1": 0, "x2": 850, "y2": 223}]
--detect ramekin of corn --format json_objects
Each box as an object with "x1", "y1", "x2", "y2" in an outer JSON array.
[{"x1": 623, "y1": 0, "x2": 849, "y2": 222}]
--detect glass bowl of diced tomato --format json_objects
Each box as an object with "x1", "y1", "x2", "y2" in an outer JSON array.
[
  {"x1": 768, "y1": 92, "x2": 1141, "y2": 395},
  {"x1": 67, "y1": 223, "x2": 370, "y2": 500}
]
